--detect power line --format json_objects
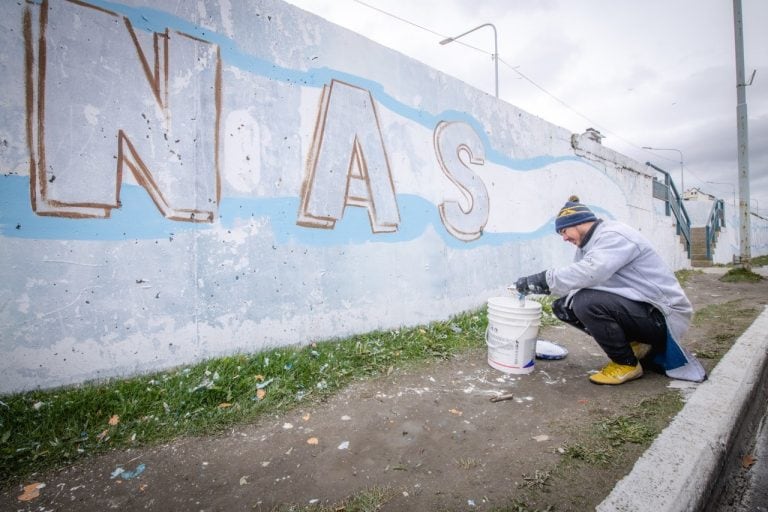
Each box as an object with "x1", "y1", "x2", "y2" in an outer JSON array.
[
  {"x1": 352, "y1": 0, "x2": 444, "y2": 38},
  {"x1": 496, "y1": 58, "x2": 605, "y2": 134},
  {"x1": 352, "y1": 0, "x2": 487, "y2": 54},
  {"x1": 351, "y1": 0, "x2": 647, "y2": 151},
  {"x1": 350, "y1": 0, "x2": 722, "y2": 193}
]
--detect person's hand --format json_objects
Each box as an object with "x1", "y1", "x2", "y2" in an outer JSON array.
[{"x1": 514, "y1": 271, "x2": 550, "y2": 295}]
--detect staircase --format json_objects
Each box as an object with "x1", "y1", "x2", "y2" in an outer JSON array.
[
  {"x1": 690, "y1": 227, "x2": 713, "y2": 267},
  {"x1": 647, "y1": 163, "x2": 725, "y2": 268}
]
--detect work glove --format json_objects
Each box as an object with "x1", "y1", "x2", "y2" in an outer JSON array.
[{"x1": 514, "y1": 271, "x2": 550, "y2": 295}]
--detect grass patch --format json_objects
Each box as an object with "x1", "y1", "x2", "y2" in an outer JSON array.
[
  {"x1": 520, "y1": 469, "x2": 552, "y2": 489},
  {"x1": 496, "y1": 502, "x2": 554, "y2": 512},
  {"x1": 675, "y1": 269, "x2": 702, "y2": 286},
  {"x1": 597, "y1": 415, "x2": 657, "y2": 446},
  {"x1": 455, "y1": 456, "x2": 482, "y2": 470},
  {"x1": 692, "y1": 300, "x2": 757, "y2": 328},
  {"x1": 529, "y1": 295, "x2": 561, "y2": 327},
  {"x1": 272, "y1": 484, "x2": 396, "y2": 512},
  {"x1": 559, "y1": 442, "x2": 610, "y2": 465},
  {"x1": 690, "y1": 300, "x2": 759, "y2": 367},
  {"x1": 336, "y1": 484, "x2": 396, "y2": 512},
  {"x1": 0, "y1": 310, "x2": 490, "y2": 486},
  {"x1": 501, "y1": 391, "x2": 684, "y2": 512},
  {"x1": 720, "y1": 267, "x2": 764, "y2": 283},
  {"x1": 695, "y1": 349, "x2": 722, "y2": 360},
  {"x1": 561, "y1": 392, "x2": 683, "y2": 465},
  {"x1": 722, "y1": 254, "x2": 768, "y2": 268}
]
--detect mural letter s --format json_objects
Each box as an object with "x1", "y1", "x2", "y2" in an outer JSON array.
[{"x1": 434, "y1": 121, "x2": 489, "y2": 242}]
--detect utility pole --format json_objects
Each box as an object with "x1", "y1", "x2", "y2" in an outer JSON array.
[{"x1": 733, "y1": 0, "x2": 751, "y2": 270}]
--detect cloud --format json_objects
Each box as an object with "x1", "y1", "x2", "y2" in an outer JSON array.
[{"x1": 283, "y1": 0, "x2": 768, "y2": 209}]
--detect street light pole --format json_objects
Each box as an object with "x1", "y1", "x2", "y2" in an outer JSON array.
[
  {"x1": 440, "y1": 23, "x2": 498, "y2": 98},
  {"x1": 642, "y1": 146, "x2": 685, "y2": 195}
]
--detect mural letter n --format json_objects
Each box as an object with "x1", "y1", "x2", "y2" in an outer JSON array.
[{"x1": 24, "y1": 0, "x2": 221, "y2": 222}]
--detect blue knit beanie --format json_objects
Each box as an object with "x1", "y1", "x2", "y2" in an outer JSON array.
[{"x1": 555, "y1": 195, "x2": 597, "y2": 233}]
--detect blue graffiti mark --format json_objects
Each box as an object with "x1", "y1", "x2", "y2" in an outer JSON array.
[{"x1": 1, "y1": 176, "x2": 584, "y2": 245}]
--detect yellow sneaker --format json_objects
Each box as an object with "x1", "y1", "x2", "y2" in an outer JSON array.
[
  {"x1": 589, "y1": 362, "x2": 643, "y2": 385},
  {"x1": 630, "y1": 342, "x2": 652, "y2": 360}
]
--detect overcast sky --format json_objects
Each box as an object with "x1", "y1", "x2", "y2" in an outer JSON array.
[{"x1": 283, "y1": 0, "x2": 768, "y2": 216}]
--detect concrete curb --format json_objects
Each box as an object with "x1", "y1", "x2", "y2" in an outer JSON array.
[{"x1": 597, "y1": 305, "x2": 768, "y2": 512}]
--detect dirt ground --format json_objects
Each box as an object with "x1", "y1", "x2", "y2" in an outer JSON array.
[{"x1": 3, "y1": 269, "x2": 768, "y2": 512}]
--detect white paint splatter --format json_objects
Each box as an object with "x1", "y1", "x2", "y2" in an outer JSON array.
[
  {"x1": 218, "y1": 0, "x2": 235, "y2": 38},
  {"x1": 83, "y1": 104, "x2": 99, "y2": 125},
  {"x1": 18, "y1": 293, "x2": 30, "y2": 314},
  {"x1": 223, "y1": 110, "x2": 262, "y2": 194}
]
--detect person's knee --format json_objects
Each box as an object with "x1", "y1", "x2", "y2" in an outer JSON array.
[
  {"x1": 552, "y1": 297, "x2": 589, "y2": 334},
  {"x1": 552, "y1": 297, "x2": 575, "y2": 323},
  {"x1": 568, "y1": 292, "x2": 593, "y2": 320}
]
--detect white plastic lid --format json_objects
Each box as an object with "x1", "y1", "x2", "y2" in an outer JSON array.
[{"x1": 535, "y1": 339, "x2": 568, "y2": 360}]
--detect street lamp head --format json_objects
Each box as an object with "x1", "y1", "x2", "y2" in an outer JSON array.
[
  {"x1": 642, "y1": 146, "x2": 683, "y2": 158},
  {"x1": 641, "y1": 146, "x2": 685, "y2": 193},
  {"x1": 438, "y1": 23, "x2": 499, "y2": 98}
]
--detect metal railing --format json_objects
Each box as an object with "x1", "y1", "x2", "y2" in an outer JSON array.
[
  {"x1": 704, "y1": 199, "x2": 726, "y2": 259},
  {"x1": 647, "y1": 162, "x2": 691, "y2": 258}
]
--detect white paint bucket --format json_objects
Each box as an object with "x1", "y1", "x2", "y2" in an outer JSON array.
[{"x1": 485, "y1": 297, "x2": 542, "y2": 374}]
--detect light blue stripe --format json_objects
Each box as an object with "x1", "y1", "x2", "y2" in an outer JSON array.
[{"x1": 1, "y1": 176, "x2": 565, "y2": 245}]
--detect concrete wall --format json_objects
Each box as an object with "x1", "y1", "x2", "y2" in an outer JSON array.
[
  {"x1": 0, "y1": 0, "x2": 722, "y2": 393},
  {"x1": 743, "y1": 212, "x2": 768, "y2": 261},
  {"x1": 754, "y1": 218, "x2": 768, "y2": 258}
]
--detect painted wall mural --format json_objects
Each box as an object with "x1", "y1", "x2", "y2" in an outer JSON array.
[
  {"x1": 0, "y1": 0, "x2": 682, "y2": 393},
  {"x1": 7, "y1": 0, "x2": 623, "y2": 246}
]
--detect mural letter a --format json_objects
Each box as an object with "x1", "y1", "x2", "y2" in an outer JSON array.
[{"x1": 298, "y1": 80, "x2": 399, "y2": 233}]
